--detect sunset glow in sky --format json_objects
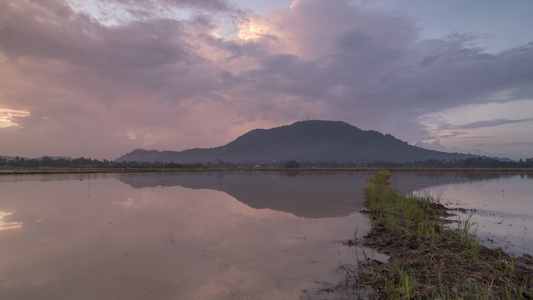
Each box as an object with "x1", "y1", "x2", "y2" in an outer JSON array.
[{"x1": 1, "y1": 0, "x2": 532, "y2": 160}]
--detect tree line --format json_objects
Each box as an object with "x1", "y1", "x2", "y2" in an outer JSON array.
[
  {"x1": 0, "y1": 156, "x2": 202, "y2": 169},
  {"x1": 1, "y1": 155, "x2": 532, "y2": 169},
  {"x1": 361, "y1": 156, "x2": 533, "y2": 169}
]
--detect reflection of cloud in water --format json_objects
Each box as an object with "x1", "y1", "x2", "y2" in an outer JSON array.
[
  {"x1": 0, "y1": 210, "x2": 22, "y2": 231},
  {"x1": 389, "y1": 171, "x2": 533, "y2": 193},
  {"x1": 122, "y1": 197, "x2": 135, "y2": 208},
  {"x1": 0, "y1": 174, "x2": 372, "y2": 299},
  {"x1": 3, "y1": 171, "x2": 528, "y2": 298}
]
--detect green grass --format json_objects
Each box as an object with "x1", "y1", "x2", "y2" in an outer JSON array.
[
  {"x1": 365, "y1": 171, "x2": 448, "y2": 239},
  {"x1": 355, "y1": 170, "x2": 533, "y2": 299}
]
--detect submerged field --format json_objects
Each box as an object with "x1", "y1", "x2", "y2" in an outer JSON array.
[
  {"x1": 1, "y1": 170, "x2": 532, "y2": 299},
  {"x1": 343, "y1": 171, "x2": 533, "y2": 299}
]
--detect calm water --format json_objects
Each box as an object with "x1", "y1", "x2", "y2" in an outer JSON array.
[
  {"x1": 0, "y1": 171, "x2": 376, "y2": 300},
  {"x1": 390, "y1": 171, "x2": 533, "y2": 256},
  {"x1": 0, "y1": 171, "x2": 531, "y2": 299}
]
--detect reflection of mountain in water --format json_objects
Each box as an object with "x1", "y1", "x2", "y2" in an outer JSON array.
[
  {"x1": 118, "y1": 171, "x2": 376, "y2": 218},
  {"x1": 389, "y1": 171, "x2": 533, "y2": 193}
]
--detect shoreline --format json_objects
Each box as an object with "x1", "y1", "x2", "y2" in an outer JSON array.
[
  {"x1": 338, "y1": 171, "x2": 533, "y2": 299},
  {"x1": 1, "y1": 166, "x2": 533, "y2": 175},
  {"x1": 3, "y1": 167, "x2": 532, "y2": 297}
]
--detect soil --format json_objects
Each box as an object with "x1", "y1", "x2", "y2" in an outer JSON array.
[{"x1": 347, "y1": 201, "x2": 533, "y2": 299}]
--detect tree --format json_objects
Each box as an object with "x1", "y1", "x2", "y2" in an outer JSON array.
[{"x1": 283, "y1": 160, "x2": 300, "y2": 168}]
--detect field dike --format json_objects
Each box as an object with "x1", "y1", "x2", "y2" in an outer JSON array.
[{"x1": 331, "y1": 170, "x2": 533, "y2": 299}]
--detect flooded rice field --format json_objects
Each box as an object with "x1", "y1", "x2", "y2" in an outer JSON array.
[
  {"x1": 0, "y1": 171, "x2": 531, "y2": 299},
  {"x1": 0, "y1": 172, "x2": 376, "y2": 300},
  {"x1": 390, "y1": 171, "x2": 533, "y2": 256}
]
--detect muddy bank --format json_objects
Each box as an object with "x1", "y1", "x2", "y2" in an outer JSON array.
[
  {"x1": 362, "y1": 224, "x2": 533, "y2": 299},
  {"x1": 338, "y1": 171, "x2": 533, "y2": 299}
]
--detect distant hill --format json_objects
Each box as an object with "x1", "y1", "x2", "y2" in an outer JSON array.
[
  {"x1": 115, "y1": 120, "x2": 474, "y2": 164},
  {"x1": 0, "y1": 155, "x2": 16, "y2": 161}
]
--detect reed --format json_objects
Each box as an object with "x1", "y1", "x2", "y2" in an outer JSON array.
[{"x1": 352, "y1": 171, "x2": 533, "y2": 299}]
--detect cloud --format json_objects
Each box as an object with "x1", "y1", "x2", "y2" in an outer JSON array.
[
  {"x1": 94, "y1": 0, "x2": 243, "y2": 22},
  {"x1": 100, "y1": 0, "x2": 237, "y2": 12},
  {"x1": 234, "y1": 1, "x2": 533, "y2": 128},
  {"x1": 414, "y1": 140, "x2": 447, "y2": 152},
  {"x1": 0, "y1": 0, "x2": 532, "y2": 159},
  {"x1": 454, "y1": 118, "x2": 533, "y2": 130}
]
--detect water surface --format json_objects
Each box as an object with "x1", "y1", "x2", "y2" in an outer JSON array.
[
  {"x1": 2, "y1": 171, "x2": 531, "y2": 299},
  {"x1": 0, "y1": 171, "x2": 375, "y2": 300},
  {"x1": 390, "y1": 171, "x2": 533, "y2": 256}
]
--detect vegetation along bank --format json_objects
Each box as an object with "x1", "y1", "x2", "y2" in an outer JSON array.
[{"x1": 338, "y1": 171, "x2": 533, "y2": 299}]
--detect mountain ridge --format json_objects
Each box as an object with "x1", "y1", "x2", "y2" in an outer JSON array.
[{"x1": 115, "y1": 120, "x2": 474, "y2": 163}]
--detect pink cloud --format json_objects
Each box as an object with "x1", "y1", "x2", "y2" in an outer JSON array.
[{"x1": 1, "y1": 0, "x2": 532, "y2": 159}]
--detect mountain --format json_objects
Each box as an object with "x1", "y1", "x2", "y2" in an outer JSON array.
[{"x1": 115, "y1": 120, "x2": 474, "y2": 164}]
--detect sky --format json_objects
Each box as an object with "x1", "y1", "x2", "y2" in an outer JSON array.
[{"x1": 1, "y1": 0, "x2": 532, "y2": 160}]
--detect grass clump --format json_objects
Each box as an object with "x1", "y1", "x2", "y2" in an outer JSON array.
[{"x1": 344, "y1": 171, "x2": 533, "y2": 299}]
